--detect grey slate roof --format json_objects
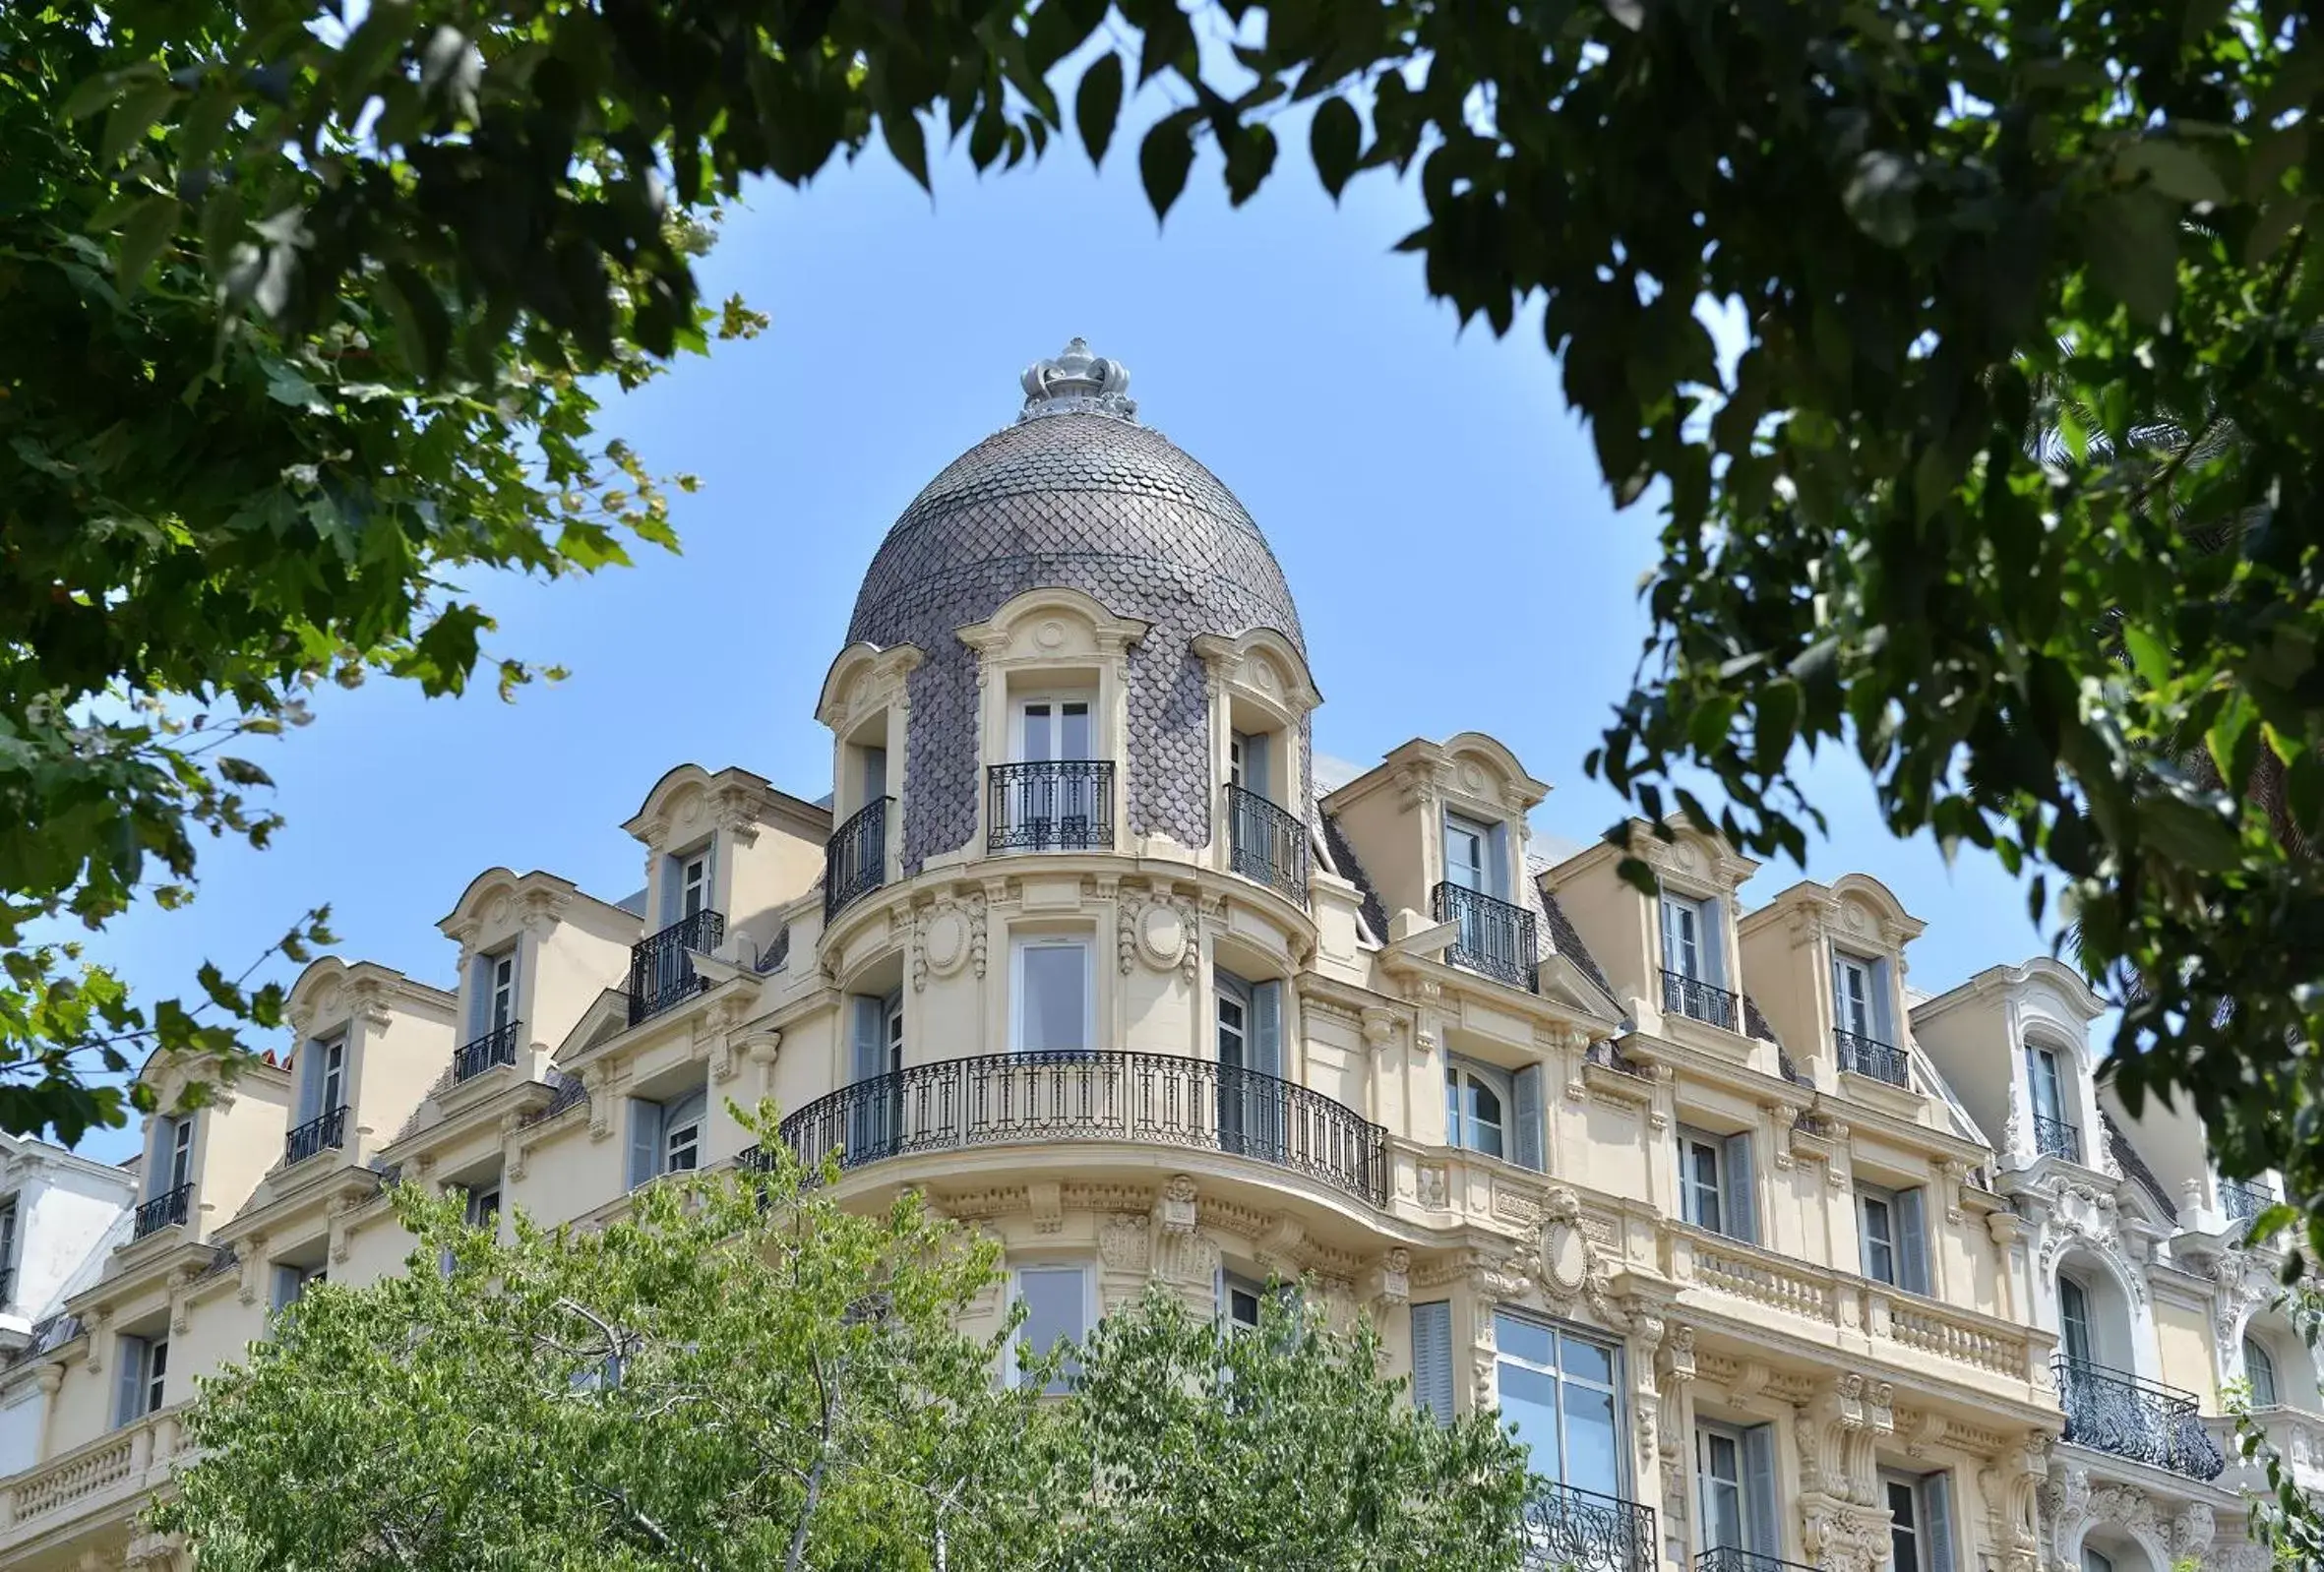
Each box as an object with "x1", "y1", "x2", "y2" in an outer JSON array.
[
  {"x1": 846, "y1": 411, "x2": 1310, "y2": 874},
  {"x1": 1317, "y1": 811, "x2": 1389, "y2": 946},
  {"x1": 2101, "y1": 1109, "x2": 2179, "y2": 1220},
  {"x1": 1538, "y1": 889, "x2": 1616, "y2": 1003}
]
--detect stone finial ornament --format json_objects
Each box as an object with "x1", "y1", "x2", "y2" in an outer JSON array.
[{"x1": 1018, "y1": 337, "x2": 1136, "y2": 422}]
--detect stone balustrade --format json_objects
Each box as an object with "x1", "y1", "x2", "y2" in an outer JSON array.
[{"x1": 0, "y1": 1406, "x2": 184, "y2": 1543}]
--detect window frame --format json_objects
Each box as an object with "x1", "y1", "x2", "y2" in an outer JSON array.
[
  {"x1": 144, "y1": 1336, "x2": 168, "y2": 1416},
  {"x1": 1008, "y1": 1263, "x2": 1092, "y2": 1394},
  {"x1": 1679, "y1": 1128, "x2": 1727, "y2": 1236},
  {"x1": 1445, "y1": 1058, "x2": 1512, "y2": 1161},
  {"x1": 679, "y1": 849, "x2": 711, "y2": 920},
  {"x1": 1661, "y1": 894, "x2": 1707, "y2": 980},
  {"x1": 484, "y1": 948, "x2": 519, "y2": 1033},
  {"x1": 166, "y1": 1114, "x2": 195, "y2": 1192},
  {"x1": 1860, "y1": 1184, "x2": 1899, "y2": 1286},
  {"x1": 1694, "y1": 1422, "x2": 1746, "y2": 1553},
  {"x1": 318, "y1": 1034, "x2": 346, "y2": 1117},
  {"x1": 662, "y1": 1088, "x2": 706, "y2": 1175},
  {"x1": 1492, "y1": 1308, "x2": 1625, "y2": 1496},
  {"x1": 1012, "y1": 692, "x2": 1096, "y2": 763},
  {"x1": 1883, "y1": 1473, "x2": 1923, "y2": 1572},
  {"x1": 2244, "y1": 1334, "x2": 2281, "y2": 1407},
  {"x1": 2026, "y1": 1044, "x2": 2067, "y2": 1126},
  {"x1": 1011, "y1": 936, "x2": 1095, "y2": 1056},
  {"x1": 1442, "y1": 811, "x2": 1498, "y2": 898},
  {"x1": 1833, "y1": 951, "x2": 1876, "y2": 1038},
  {"x1": 2058, "y1": 1273, "x2": 2095, "y2": 1366}
]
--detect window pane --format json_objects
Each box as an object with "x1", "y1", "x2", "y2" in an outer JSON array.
[
  {"x1": 1495, "y1": 1311, "x2": 1555, "y2": 1369},
  {"x1": 1561, "y1": 1383, "x2": 1620, "y2": 1495},
  {"x1": 1560, "y1": 1335, "x2": 1614, "y2": 1387},
  {"x1": 1497, "y1": 1361, "x2": 1561, "y2": 1473},
  {"x1": 1022, "y1": 946, "x2": 1086, "y2": 1052},
  {"x1": 1061, "y1": 702, "x2": 1092, "y2": 758},
  {"x1": 1017, "y1": 1268, "x2": 1086, "y2": 1392},
  {"x1": 1022, "y1": 703, "x2": 1053, "y2": 761}
]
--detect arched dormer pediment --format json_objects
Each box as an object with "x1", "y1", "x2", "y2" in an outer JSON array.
[
  {"x1": 1191, "y1": 626, "x2": 1322, "y2": 725},
  {"x1": 954, "y1": 585, "x2": 1149, "y2": 669},
  {"x1": 816, "y1": 639, "x2": 925, "y2": 734},
  {"x1": 284, "y1": 957, "x2": 454, "y2": 1043},
  {"x1": 1438, "y1": 731, "x2": 1550, "y2": 816},
  {"x1": 1620, "y1": 816, "x2": 1760, "y2": 898},
  {"x1": 1826, "y1": 872, "x2": 1926, "y2": 950},
  {"x1": 621, "y1": 763, "x2": 783, "y2": 853}
]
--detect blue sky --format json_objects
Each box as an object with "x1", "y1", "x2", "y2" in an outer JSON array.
[{"x1": 73, "y1": 118, "x2": 2054, "y2": 1160}]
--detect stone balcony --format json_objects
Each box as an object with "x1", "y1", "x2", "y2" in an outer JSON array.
[{"x1": 0, "y1": 1404, "x2": 185, "y2": 1560}]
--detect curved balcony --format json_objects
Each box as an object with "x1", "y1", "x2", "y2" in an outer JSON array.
[
  {"x1": 453, "y1": 1020, "x2": 522, "y2": 1083},
  {"x1": 628, "y1": 909, "x2": 725, "y2": 1026},
  {"x1": 1660, "y1": 968, "x2": 1738, "y2": 1031},
  {"x1": 283, "y1": 1104, "x2": 348, "y2": 1167},
  {"x1": 1226, "y1": 784, "x2": 1308, "y2": 905},
  {"x1": 1834, "y1": 1028, "x2": 1909, "y2": 1087},
  {"x1": 825, "y1": 797, "x2": 890, "y2": 923},
  {"x1": 777, "y1": 1050, "x2": 1387, "y2": 1208},
  {"x1": 131, "y1": 1184, "x2": 191, "y2": 1241},
  {"x1": 2054, "y1": 1356, "x2": 2226, "y2": 1480},
  {"x1": 1522, "y1": 1481, "x2": 1656, "y2": 1572},
  {"x1": 988, "y1": 760, "x2": 1115, "y2": 853},
  {"x1": 2032, "y1": 1113, "x2": 2083, "y2": 1164},
  {"x1": 1431, "y1": 881, "x2": 1538, "y2": 993},
  {"x1": 2220, "y1": 1177, "x2": 2275, "y2": 1224}
]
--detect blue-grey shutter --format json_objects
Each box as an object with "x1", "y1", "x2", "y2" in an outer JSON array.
[
  {"x1": 849, "y1": 997, "x2": 887, "y2": 1157},
  {"x1": 1830, "y1": 951, "x2": 1846, "y2": 1022},
  {"x1": 657, "y1": 854, "x2": 682, "y2": 928},
  {"x1": 1898, "y1": 1187, "x2": 1931, "y2": 1296},
  {"x1": 1871, "y1": 957, "x2": 1896, "y2": 1042},
  {"x1": 1743, "y1": 1422, "x2": 1781, "y2": 1559},
  {"x1": 1699, "y1": 898, "x2": 1726, "y2": 989},
  {"x1": 1411, "y1": 1300, "x2": 1454, "y2": 1423},
  {"x1": 1925, "y1": 1473, "x2": 1956, "y2": 1572},
  {"x1": 1658, "y1": 895, "x2": 1680, "y2": 972},
  {"x1": 294, "y1": 1042, "x2": 322, "y2": 1122},
  {"x1": 1723, "y1": 1131, "x2": 1757, "y2": 1243},
  {"x1": 1512, "y1": 1064, "x2": 1546, "y2": 1173},
  {"x1": 626, "y1": 1098, "x2": 661, "y2": 1189},
  {"x1": 851, "y1": 997, "x2": 887, "y2": 1082},
  {"x1": 1487, "y1": 822, "x2": 1512, "y2": 900},
  {"x1": 1246, "y1": 734, "x2": 1271, "y2": 797},
  {"x1": 114, "y1": 1338, "x2": 144, "y2": 1426}
]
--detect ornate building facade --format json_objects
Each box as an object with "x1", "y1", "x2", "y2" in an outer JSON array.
[{"x1": 0, "y1": 342, "x2": 2307, "y2": 1572}]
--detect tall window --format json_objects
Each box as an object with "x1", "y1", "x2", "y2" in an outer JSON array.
[
  {"x1": 627, "y1": 1084, "x2": 708, "y2": 1188},
  {"x1": 1230, "y1": 730, "x2": 1271, "y2": 796},
  {"x1": 1015, "y1": 695, "x2": 1094, "y2": 761},
  {"x1": 1443, "y1": 813, "x2": 1497, "y2": 897},
  {"x1": 2058, "y1": 1274, "x2": 2095, "y2": 1365},
  {"x1": 1014, "y1": 938, "x2": 1091, "y2": 1054},
  {"x1": 0, "y1": 1198, "x2": 18, "y2": 1295},
  {"x1": 484, "y1": 950, "x2": 518, "y2": 1033},
  {"x1": 1694, "y1": 1423, "x2": 1777, "y2": 1556},
  {"x1": 272, "y1": 1261, "x2": 326, "y2": 1312},
  {"x1": 1661, "y1": 897, "x2": 1705, "y2": 979},
  {"x1": 1446, "y1": 1061, "x2": 1509, "y2": 1160},
  {"x1": 2026, "y1": 1045, "x2": 2066, "y2": 1126},
  {"x1": 1887, "y1": 1477, "x2": 1922, "y2": 1572},
  {"x1": 464, "y1": 1180, "x2": 502, "y2": 1230},
  {"x1": 1679, "y1": 1127, "x2": 1756, "y2": 1242},
  {"x1": 2245, "y1": 1335, "x2": 2281, "y2": 1407},
  {"x1": 679, "y1": 851, "x2": 710, "y2": 919},
  {"x1": 1221, "y1": 1271, "x2": 1265, "y2": 1334},
  {"x1": 1833, "y1": 953, "x2": 1875, "y2": 1038},
  {"x1": 165, "y1": 1116, "x2": 194, "y2": 1191},
  {"x1": 1011, "y1": 1265, "x2": 1089, "y2": 1393},
  {"x1": 1861, "y1": 1187, "x2": 1897, "y2": 1285},
  {"x1": 115, "y1": 1335, "x2": 168, "y2": 1425},
  {"x1": 1494, "y1": 1311, "x2": 1621, "y2": 1497},
  {"x1": 1882, "y1": 1473, "x2": 1956, "y2": 1572}
]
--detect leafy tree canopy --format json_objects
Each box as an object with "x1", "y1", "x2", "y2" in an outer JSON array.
[
  {"x1": 160, "y1": 1112, "x2": 1534, "y2": 1571},
  {"x1": 11, "y1": 0, "x2": 2323, "y2": 1278}
]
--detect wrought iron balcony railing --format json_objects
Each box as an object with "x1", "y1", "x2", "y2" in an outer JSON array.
[
  {"x1": 0, "y1": 1265, "x2": 15, "y2": 1310},
  {"x1": 452, "y1": 1020, "x2": 522, "y2": 1083},
  {"x1": 2033, "y1": 1113, "x2": 2083, "y2": 1164},
  {"x1": 1431, "y1": 882, "x2": 1538, "y2": 993},
  {"x1": 2055, "y1": 1356, "x2": 2226, "y2": 1480},
  {"x1": 1521, "y1": 1481, "x2": 1656, "y2": 1572},
  {"x1": 2220, "y1": 1178, "x2": 2275, "y2": 1224},
  {"x1": 627, "y1": 909, "x2": 726, "y2": 1026},
  {"x1": 1226, "y1": 784, "x2": 1308, "y2": 904},
  {"x1": 283, "y1": 1104, "x2": 349, "y2": 1167},
  {"x1": 988, "y1": 761, "x2": 1115, "y2": 853},
  {"x1": 825, "y1": 797, "x2": 890, "y2": 923},
  {"x1": 1834, "y1": 1028, "x2": 1910, "y2": 1087},
  {"x1": 778, "y1": 1050, "x2": 1387, "y2": 1208},
  {"x1": 131, "y1": 1183, "x2": 191, "y2": 1240},
  {"x1": 1693, "y1": 1551, "x2": 1821, "y2": 1572},
  {"x1": 1660, "y1": 968, "x2": 1739, "y2": 1031}
]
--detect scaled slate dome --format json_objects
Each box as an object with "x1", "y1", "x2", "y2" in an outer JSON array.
[{"x1": 848, "y1": 339, "x2": 1311, "y2": 873}]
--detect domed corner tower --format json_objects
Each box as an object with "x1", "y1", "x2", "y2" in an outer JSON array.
[{"x1": 821, "y1": 339, "x2": 1322, "y2": 904}]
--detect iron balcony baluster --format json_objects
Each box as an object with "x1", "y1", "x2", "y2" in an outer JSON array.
[
  {"x1": 2054, "y1": 1356, "x2": 2227, "y2": 1480},
  {"x1": 1519, "y1": 1481, "x2": 1657, "y2": 1572},
  {"x1": 2220, "y1": 1178, "x2": 2275, "y2": 1224},
  {"x1": 1659, "y1": 968, "x2": 1739, "y2": 1031},
  {"x1": 627, "y1": 909, "x2": 727, "y2": 1026},
  {"x1": 987, "y1": 761, "x2": 1116, "y2": 852},
  {"x1": 452, "y1": 1020, "x2": 522, "y2": 1083},
  {"x1": 1691, "y1": 1551, "x2": 1824, "y2": 1572},
  {"x1": 1833, "y1": 1028, "x2": 1911, "y2": 1087},
  {"x1": 825, "y1": 797, "x2": 891, "y2": 923},
  {"x1": 1225, "y1": 784, "x2": 1309, "y2": 905},
  {"x1": 777, "y1": 1050, "x2": 1387, "y2": 1208},
  {"x1": 1430, "y1": 882, "x2": 1539, "y2": 993},
  {"x1": 131, "y1": 1184, "x2": 191, "y2": 1240},
  {"x1": 283, "y1": 1104, "x2": 349, "y2": 1166},
  {"x1": 2032, "y1": 1114, "x2": 2083, "y2": 1165}
]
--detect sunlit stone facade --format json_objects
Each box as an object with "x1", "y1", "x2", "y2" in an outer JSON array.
[{"x1": 0, "y1": 343, "x2": 2304, "y2": 1572}]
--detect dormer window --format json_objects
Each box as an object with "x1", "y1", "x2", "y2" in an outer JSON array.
[
  {"x1": 1832, "y1": 949, "x2": 1906, "y2": 1085},
  {"x1": 993, "y1": 692, "x2": 1111, "y2": 852},
  {"x1": 1659, "y1": 890, "x2": 1738, "y2": 1031},
  {"x1": 1435, "y1": 810, "x2": 1536, "y2": 993},
  {"x1": 287, "y1": 1033, "x2": 350, "y2": 1166},
  {"x1": 1230, "y1": 730, "x2": 1270, "y2": 796},
  {"x1": 1443, "y1": 812, "x2": 1499, "y2": 898},
  {"x1": 2025, "y1": 1045, "x2": 2080, "y2": 1162},
  {"x1": 485, "y1": 950, "x2": 518, "y2": 1033},
  {"x1": 164, "y1": 1116, "x2": 193, "y2": 1193},
  {"x1": 672, "y1": 845, "x2": 712, "y2": 924}
]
